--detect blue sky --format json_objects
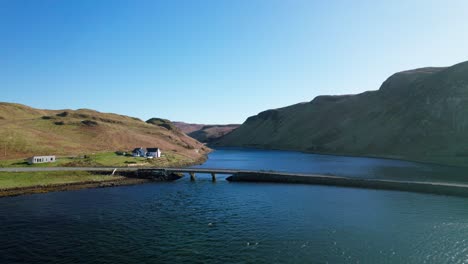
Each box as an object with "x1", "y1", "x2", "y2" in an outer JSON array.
[{"x1": 2, "y1": 0, "x2": 468, "y2": 124}]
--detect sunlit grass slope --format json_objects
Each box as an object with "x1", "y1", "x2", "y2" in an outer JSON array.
[{"x1": 0, "y1": 103, "x2": 210, "y2": 163}]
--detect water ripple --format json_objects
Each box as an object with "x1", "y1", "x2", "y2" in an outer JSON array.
[{"x1": 2, "y1": 149, "x2": 468, "y2": 263}]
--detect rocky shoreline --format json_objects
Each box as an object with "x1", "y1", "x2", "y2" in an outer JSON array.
[{"x1": 0, "y1": 177, "x2": 152, "y2": 198}]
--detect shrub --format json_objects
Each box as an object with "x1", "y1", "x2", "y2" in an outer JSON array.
[{"x1": 81, "y1": 120, "x2": 98, "y2": 126}]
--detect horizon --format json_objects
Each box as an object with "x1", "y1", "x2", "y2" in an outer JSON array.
[{"x1": 2, "y1": 0, "x2": 468, "y2": 124}]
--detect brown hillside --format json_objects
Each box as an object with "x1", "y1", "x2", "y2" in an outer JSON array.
[
  {"x1": 172, "y1": 122, "x2": 205, "y2": 134},
  {"x1": 0, "y1": 103, "x2": 210, "y2": 161},
  {"x1": 173, "y1": 122, "x2": 240, "y2": 143}
]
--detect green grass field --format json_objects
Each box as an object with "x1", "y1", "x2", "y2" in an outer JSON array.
[
  {"x1": 0, "y1": 171, "x2": 124, "y2": 189},
  {"x1": 0, "y1": 151, "x2": 198, "y2": 168}
]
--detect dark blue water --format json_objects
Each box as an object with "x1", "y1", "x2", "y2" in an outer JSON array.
[
  {"x1": 1, "y1": 148, "x2": 468, "y2": 264},
  {"x1": 195, "y1": 147, "x2": 468, "y2": 183}
]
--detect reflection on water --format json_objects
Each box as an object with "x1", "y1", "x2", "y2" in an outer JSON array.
[{"x1": 1, "y1": 148, "x2": 468, "y2": 263}]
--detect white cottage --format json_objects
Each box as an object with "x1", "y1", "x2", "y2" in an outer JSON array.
[
  {"x1": 146, "y1": 148, "x2": 161, "y2": 158},
  {"x1": 27, "y1": 156, "x2": 56, "y2": 165}
]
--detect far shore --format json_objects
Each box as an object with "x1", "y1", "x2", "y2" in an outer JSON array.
[
  {"x1": 227, "y1": 171, "x2": 468, "y2": 198},
  {"x1": 210, "y1": 145, "x2": 468, "y2": 169}
]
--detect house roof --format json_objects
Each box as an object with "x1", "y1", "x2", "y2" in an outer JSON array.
[
  {"x1": 132, "y1": 147, "x2": 147, "y2": 152},
  {"x1": 147, "y1": 148, "x2": 160, "y2": 152}
]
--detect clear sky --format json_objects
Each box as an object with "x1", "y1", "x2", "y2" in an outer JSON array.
[{"x1": 2, "y1": 0, "x2": 468, "y2": 124}]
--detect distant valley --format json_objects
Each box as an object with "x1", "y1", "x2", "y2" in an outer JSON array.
[{"x1": 173, "y1": 122, "x2": 239, "y2": 144}]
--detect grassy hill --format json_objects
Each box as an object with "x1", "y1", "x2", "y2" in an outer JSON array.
[
  {"x1": 173, "y1": 122, "x2": 240, "y2": 143},
  {"x1": 215, "y1": 60, "x2": 468, "y2": 166},
  {"x1": 0, "y1": 103, "x2": 210, "y2": 164}
]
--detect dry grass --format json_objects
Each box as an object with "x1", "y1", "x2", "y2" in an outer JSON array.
[
  {"x1": 0, "y1": 102, "x2": 210, "y2": 161},
  {"x1": 0, "y1": 171, "x2": 124, "y2": 189}
]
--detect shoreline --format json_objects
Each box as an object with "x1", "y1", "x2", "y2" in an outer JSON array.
[
  {"x1": 210, "y1": 145, "x2": 468, "y2": 169},
  {"x1": 227, "y1": 172, "x2": 468, "y2": 198},
  {"x1": 3, "y1": 164, "x2": 468, "y2": 198},
  {"x1": 0, "y1": 154, "x2": 208, "y2": 198},
  {"x1": 0, "y1": 177, "x2": 153, "y2": 198}
]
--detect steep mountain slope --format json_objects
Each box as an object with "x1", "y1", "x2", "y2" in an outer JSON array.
[
  {"x1": 0, "y1": 103, "x2": 210, "y2": 161},
  {"x1": 215, "y1": 61, "x2": 468, "y2": 166},
  {"x1": 173, "y1": 122, "x2": 240, "y2": 143}
]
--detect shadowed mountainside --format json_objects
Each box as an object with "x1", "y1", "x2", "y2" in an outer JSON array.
[
  {"x1": 215, "y1": 61, "x2": 468, "y2": 166},
  {"x1": 173, "y1": 122, "x2": 239, "y2": 143},
  {"x1": 0, "y1": 103, "x2": 210, "y2": 161}
]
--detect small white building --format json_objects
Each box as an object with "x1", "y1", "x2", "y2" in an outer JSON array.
[
  {"x1": 146, "y1": 148, "x2": 162, "y2": 158},
  {"x1": 27, "y1": 156, "x2": 56, "y2": 165}
]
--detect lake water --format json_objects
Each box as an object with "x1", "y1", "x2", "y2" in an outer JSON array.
[{"x1": 2, "y1": 148, "x2": 468, "y2": 263}]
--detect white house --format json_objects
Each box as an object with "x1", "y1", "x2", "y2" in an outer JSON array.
[
  {"x1": 146, "y1": 148, "x2": 162, "y2": 158},
  {"x1": 27, "y1": 156, "x2": 56, "y2": 165},
  {"x1": 132, "y1": 147, "x2": 147, "y2": 157}
]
